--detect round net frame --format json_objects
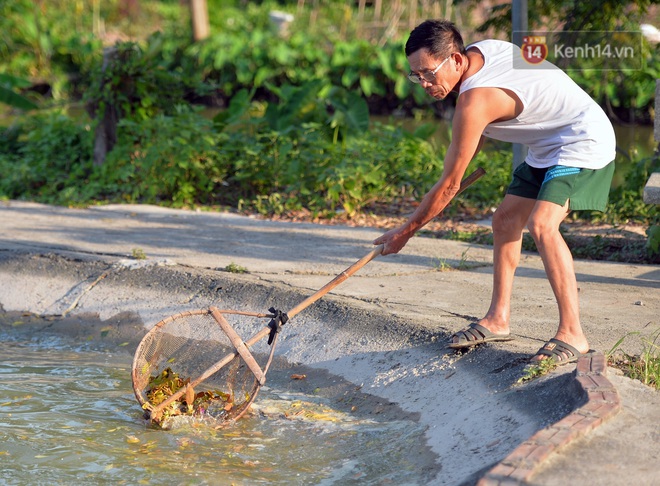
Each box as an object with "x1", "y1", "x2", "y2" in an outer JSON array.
[{"x1": 132, "y1": 307, "x2": 281, "y2": 428}]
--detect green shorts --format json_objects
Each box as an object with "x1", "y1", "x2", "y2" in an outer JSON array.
[{"x1": 506, "y1": 161, "x2": 615, "y2": 211}]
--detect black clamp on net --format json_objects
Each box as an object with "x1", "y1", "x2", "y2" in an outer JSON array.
[{"x1": 267, "y1": 307, "x2": 289, "y2": 345}]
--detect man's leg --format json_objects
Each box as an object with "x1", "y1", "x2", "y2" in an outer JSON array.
[
  {"x1": 451, "y1": 194, "x2": 535, "y2": 345},
  {"x1": 527, "y1": 199, "x2": 590, "y2": 360}
]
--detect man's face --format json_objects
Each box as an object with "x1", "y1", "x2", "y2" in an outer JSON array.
[{"x1": 407, "y1": 48, "x2": 456, "y2": 100}]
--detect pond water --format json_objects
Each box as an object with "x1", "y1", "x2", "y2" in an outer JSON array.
[{"x1": 0, "y1": 327, "x2": 438, "y2": 485}]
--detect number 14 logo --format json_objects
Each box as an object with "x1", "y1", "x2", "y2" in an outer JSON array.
[{"x1": 521, "y1": 36, "x2": 548, "y2": 64}]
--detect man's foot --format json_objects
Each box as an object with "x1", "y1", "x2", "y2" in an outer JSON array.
[
  {"x1": 529, "y1": 338, "x2": 588, "y2": 365},
  {"x1": 448, "y1": 323, "x2": 514, "y2": 349}
]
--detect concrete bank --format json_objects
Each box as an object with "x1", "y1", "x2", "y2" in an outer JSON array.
[{"x1": 0, "y1": 201, "x2": 658, "y2": 485}]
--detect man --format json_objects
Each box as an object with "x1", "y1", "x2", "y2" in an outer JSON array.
[{"x1": 373, "y1": 20, "x2": 615, "y2": 364}]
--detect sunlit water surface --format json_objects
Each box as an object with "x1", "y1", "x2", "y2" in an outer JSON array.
[{"x1": 0, "y1": 330, "x2": 436, "y2": 485}]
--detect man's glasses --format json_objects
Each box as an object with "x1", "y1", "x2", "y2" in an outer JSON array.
[{"x1": 407, "y1": 55, "x2": 452, "y2": 84}]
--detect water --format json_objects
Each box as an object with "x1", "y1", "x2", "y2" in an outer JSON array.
[{"x1": 0, "y1": 327, "x2": 438, "y2": 485}]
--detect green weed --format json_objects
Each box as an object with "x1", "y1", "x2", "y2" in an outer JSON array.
[
  {"x1": 432, "y1": 258, "x2": 452, "y2": 272},
  {"x1": 607, "y1": 328, "x2": 660, "y2": 389},
  {"x1": 131, "y1": 248, "x2": 147, "y2": 260},
  {"x1": 431, "y1": 248, "x2": 488, "y2": 271},
  {"x1": 646, "y1": 225, "x2": 660, "y2": 257},
  {"x1": 224, "y1": 263, "x2": 248, "y2": 274},
  {"x1": 516, "y1": 358, "x2": 559, "y2": 384}
]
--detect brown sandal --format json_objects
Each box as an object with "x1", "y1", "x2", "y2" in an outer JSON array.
[
  {"x1": 531, "y1": 338, "x2": 585, "y2": 365},
  {"x1": 448, "y1": 323, "x2": 514, "y2": 349}
]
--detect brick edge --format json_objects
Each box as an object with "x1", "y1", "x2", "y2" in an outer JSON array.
[{"x1": 476, "y1": 351, "x2": 621, "y2": 485}]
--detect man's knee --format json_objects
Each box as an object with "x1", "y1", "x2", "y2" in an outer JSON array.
[
  {"x1": 527, "y1": 201, "x2": 570, "y2": 242},
  {"x1": 492, "y1": 204, "x2": 526, "y2": 234},
  {"x1": 527, "y1": 215, "x2": 560, "y2": 243}
]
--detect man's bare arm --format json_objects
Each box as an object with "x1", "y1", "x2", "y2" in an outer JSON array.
[{"x1": 374, "y1": 88, "x2": 519, "y2": 255}]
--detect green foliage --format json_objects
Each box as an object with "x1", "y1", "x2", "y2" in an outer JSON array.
[
  {"x1": 461, "y1": 0, "x2": 659, "y2": 38},
  {"x1": 516, "y1": 358, "x2": 559, "y2": 384},
  {"x1": 189, "y1": 28, "x2": 331, "y2": 98},
  {"x1": 0, "y1": 81, "x2": 445, "y2": 217},
  {"x1": 96, "y1": 106, "x2": 227, "y2": 207},
  {"x1": 220, "y1": 118, "x2": 442, "y2": 218},
  {"x1": 84, "y1": 37, "x2": 198, "y2": 123},
  {"x1": 605, "y1": 154, "x2": 660, "y2": 224},
  {"x1": 0, "y1": 112, "x2": 93, "y2": 203},
  {"x1": 158, "y1": 17, "x2": 421, "y2": 110},
  {"x1": 131, "y1": 248, "x2": 147, "y2": 260},
  {"x1": 647, "y1": 225, "x2": 660, "y2": 256},
  {"x1": 224, "y1": 263, "x2": 248, "y2": 274},
  {"x1": 0, "y1": 75, "x2": 656, "y2": 260},
  {"x1": 3, "y1": 0, "x2": 656, "y2": 123},
  {"x1": 212, "y1": 88, "x2": 256, "y2": 131},
  {"x1": 567, "y1": 43, "x2": 660, "y2": 122},
  {"x1": 608, "y1": 328, "x2": 660, "y2": 389},
  {"x1": 0, "y1": 0, "x2": 55, "y2": 75},
  {"x1": 263, "y1": 80, "x2": 330, "y2": 132},
  {"x1": 4, "y1": 92, "x2": 650, "y2": 226},
  {"x1": 0, "y1": 0, "x2": 102, "y2": 100},
  {"x1": 0, "y1": 74, "x2": 38, "y2": 110},
  {"x1": 455, "y1": 148, "x2": 513, "y2": 211},
  {"x1": 325, "y1": 86, "x2": 371, "y2": 142},
  {"x1": 261, "y1": 80, "x2": 370, "y2": 143}
]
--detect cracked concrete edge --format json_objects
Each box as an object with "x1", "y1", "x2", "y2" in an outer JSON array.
[{"x1": 476, "y1": 352, "x2": 621, "y2": 485}]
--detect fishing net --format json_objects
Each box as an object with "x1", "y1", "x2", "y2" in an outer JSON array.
[{"x1": 132, "y1": 307, "x2": 285, "y2": 428}]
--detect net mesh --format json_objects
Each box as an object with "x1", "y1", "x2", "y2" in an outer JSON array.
[{"x1": 132, "y1": 308, "x2": 274, "y2": 428}]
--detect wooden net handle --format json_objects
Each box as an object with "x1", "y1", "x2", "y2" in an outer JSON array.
[{"x1": 284, "y1": 166, "x2": 487, "y2": 320}]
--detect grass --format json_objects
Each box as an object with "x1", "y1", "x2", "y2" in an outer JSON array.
[
  {"x1": 515, "y1": 329, "x2": 660, "y2": 389},
  {"x1": 224, "y1": 262, "x2": 248, "y2": 274},
  {"x1": 131, "y1": 248, "x2": 147, "y2": 260},
  {"x1": 431, "y1": 248, "x2": 489, "y2": 271},
  {"x1": 431, "y1": 258, "x2": 453, "y2": 271},
  {"x1": 516, "y1": 358, "x2": 559, "y2": 384},
  {"x1": 607, "y1": 328, "x2": 660, "y2": 390}
]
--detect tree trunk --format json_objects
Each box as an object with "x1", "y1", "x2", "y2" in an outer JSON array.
[
  {"x1": 190, "y1": 0, "x2": 210, "y2": 42},
  {"x1": 87, "y1": 47, "x2": 119, "y2": 167}
]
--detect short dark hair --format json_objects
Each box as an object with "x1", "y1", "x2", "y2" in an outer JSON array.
[{"x1": 405, "y1": 20, "x2": 466, "y2": 57}]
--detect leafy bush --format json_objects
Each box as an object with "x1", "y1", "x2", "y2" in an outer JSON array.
[
  {"x1": 1, "y1": 0, "x2": 657, "y2": 124},
  {"x1": 0, "y1": 73, "x2": 38, "y2": 110},
  {"x1": 92, "y1": 106, "x2": 227, "y2": 207},
  {"x1": 0, "y1": 113, "x2": 93, "y2": 203},
  {"x1": 0, "y1": 81, "x2": 655, "y2": 235},
  {"x1": 215, "y1": 119, "x2": 444, "y2": 217},
  {"x1": 0, "y1": 0, "x2": 102, "y2": 100},
  {"x1": 605, "y1": 154, "x2": 660, "y2": 224},
  {"x1": 84, "y1": 37, "x2": 202, "y2": 123},
  {"x1": 0, "y1": 92, "x2": 442, "y2": 217}
]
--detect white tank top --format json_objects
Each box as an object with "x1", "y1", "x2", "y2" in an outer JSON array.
[{"x1": 459, "y1": 40, "x2": 615, "y2": 169}]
